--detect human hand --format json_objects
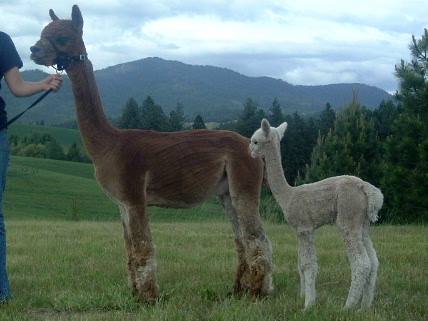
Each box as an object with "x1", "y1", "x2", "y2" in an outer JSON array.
[{"x1": 43, "y1": 74, "x2": 63, "y2": 92}]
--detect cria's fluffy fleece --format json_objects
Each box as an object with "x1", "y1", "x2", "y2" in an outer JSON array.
[{"x1": 250, "y1": 118, "x2": 383, "y2": 310}]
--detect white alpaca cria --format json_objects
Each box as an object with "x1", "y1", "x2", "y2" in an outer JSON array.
[{"x1": 249, "y1": 119, "x2": 383, "y2": 310}]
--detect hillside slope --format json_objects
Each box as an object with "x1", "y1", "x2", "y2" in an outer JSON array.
[{"x1": 2, "y1": 57, "x2": 392, "y2": 124}]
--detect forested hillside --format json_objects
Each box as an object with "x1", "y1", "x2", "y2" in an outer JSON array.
[{"x1": 1, "y1": 58, "x2": 390, "y2": 125}]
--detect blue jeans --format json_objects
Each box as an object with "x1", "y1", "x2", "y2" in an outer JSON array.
[{"x1": 0, "y1": 130, "x2": 10, "y2": 301}]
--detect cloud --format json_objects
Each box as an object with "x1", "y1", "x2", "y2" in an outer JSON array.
[{"x1": 1, "y1": 0, "x2": 426, "y2": 93}]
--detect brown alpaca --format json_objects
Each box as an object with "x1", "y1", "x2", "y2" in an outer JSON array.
[{"x1": 30, "y1": 5, "x2": 273, "y2": 303}]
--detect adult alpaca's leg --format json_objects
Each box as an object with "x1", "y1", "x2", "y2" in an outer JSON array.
[
  {"x1": 126, "y1": 203, "x2": 159, "y2": 304},
  {"x1": 219, "y1": 194, "x2": 250, "y2": 294},
  {"x1": 226, "y1": 158, "x2": 272, "y2": 297},
  {"x1": 234, "y1": 198, "x2": 273, "y2": 297},
  {"x1": 360, "y1": 221, "x2": 379, "y2": 308},
  {"x1": 296, "y1": 229, "x2": 318, "y2": 310},
  {"x1": 122, "y1": 223, "x2": 138, "y2": 295},
  {"x1": 119, "y1": 204, "x2": 138, "y2": 295},
  {"x1": 342, "y1": 229, "x2": 371, "y2": 309}
]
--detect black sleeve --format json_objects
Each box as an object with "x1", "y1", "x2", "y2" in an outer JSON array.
[{"x1": 0, "y1": 31, "x2": 24, "y2": 77}]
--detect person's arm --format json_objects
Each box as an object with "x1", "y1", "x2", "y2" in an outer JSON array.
[{"x1": 4, "y1": 67, "x2": 62, "y2": 97}]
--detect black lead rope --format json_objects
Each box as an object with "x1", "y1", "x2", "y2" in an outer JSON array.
[{"x1": 0, "y1": 88, "x2": 53, "y2": 130}]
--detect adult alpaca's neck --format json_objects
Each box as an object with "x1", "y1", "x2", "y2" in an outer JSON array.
[
  {"x1": 264, "y1": 141, "x2": 293, "y2": 206},
  {"x1": 66, "y1": 59, "x2": 118, "y2": 161}
]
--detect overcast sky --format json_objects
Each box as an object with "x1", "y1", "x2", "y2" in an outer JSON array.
[{"x1": 2, "y1": 0, "x2": 426, "y2": 93}]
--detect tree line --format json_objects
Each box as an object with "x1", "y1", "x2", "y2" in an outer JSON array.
[
  {"x1": 118, "y1": 96, "x2": 207, "y2": 131},
  {"x1": 9, "y1": 132, "x2": 90, "y2": 163}
]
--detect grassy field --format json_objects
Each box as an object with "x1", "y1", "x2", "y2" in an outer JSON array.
[
  {"x1": 1, "y1": 155, "x2": 427, "y2": 320},
  {"x1": 0, "y1": 222, "x2": 426, "y2": 321}
]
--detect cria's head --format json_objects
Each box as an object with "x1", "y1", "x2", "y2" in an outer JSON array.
[{"x1": 249, "y1": 119, "x2": 287, "y2": 159}]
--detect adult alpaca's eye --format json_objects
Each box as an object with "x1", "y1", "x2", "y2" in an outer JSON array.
[{"x1": 57, "y1": 37, "x2": 68, "y2": 46}]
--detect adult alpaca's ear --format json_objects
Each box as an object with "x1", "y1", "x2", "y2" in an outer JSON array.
[
  {"x1": 49, "y1": 9, "x2": 59, "y2": 21},
  {"x1": 72, "y1": 5, "x2": 84, "y2": 33},
  {"x1": 277, "y1": 122, "x2": 288, "y2": 140},
  {"x1": 261, "y1": 118, "x2": 271, "y2": 137}
]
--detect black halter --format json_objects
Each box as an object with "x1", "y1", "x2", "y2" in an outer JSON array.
[
  {"x1": 47, "y1": 37, "x2": 88, "y2": 71},
  {"x1": 0, "y1": 38, "x2": 88, "y2": 129}
]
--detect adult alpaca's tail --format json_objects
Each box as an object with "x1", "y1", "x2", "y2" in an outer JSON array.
[{"x1": 362, "y1": 183, "x2": 384, "y2": 222}]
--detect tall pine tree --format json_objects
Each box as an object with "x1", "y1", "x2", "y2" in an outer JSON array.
[
  {"x1": 303, "y1": 93, "x2": 382, "y2": 187},
  {"x1": 381, "y1": 29, "x2": 428, "y2": 223},
  {"x1": 118, "y1": 98, "x2": 141, "y2": 129},
  {"x1": 168, "y1": 103, "x2": 186, "y2": 132},
  {"x1": 234, "y1": 98, "x2": 265, "y2": 138},
  {"x1": 282, "y1": 112, "x2": 318, "y2": 185},
  {"x1": 267, "y1": 98, "x2": 285, "y2": 127},
  {"x1": 192, "y1": 115, "x2": 206, "y2": 129},
  {"x1": 318, "y1": 103, "x2": 336, "y2": 138},
  {"x1": 140, "y1": 96, "x2": 168, "y2": 131}
]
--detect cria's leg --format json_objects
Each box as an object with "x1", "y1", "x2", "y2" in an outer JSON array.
[
  {"x1": 124, "y1": 203, "x2": 159, "y2": 304},
  {"x1": 296, "y1": 229, "x2": 318, "y2": 310},
  {"x1": 297, "y1": 246, "x2": 305, "y2": 299},
  {"x1": 342, "y1": 229, "x2": 371, "y2": 309},
  {"x1": 360, "y1": 221, "x2": 379, "y2": 308},
  {"x1": 219, "y1": 194, "x2": 250, "y2": 294}
]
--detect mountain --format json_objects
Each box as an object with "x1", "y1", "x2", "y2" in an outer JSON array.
[{"x1": 2, "y1": 57, "x2": 392, "y2": 125}]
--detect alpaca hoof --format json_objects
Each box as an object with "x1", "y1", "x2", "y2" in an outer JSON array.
[
  {"x1": 129, "y1": 282, "x2": 138, "y2": 296},
  {"x1": 233, "y1": 286, "x2": 247, "y2": 297},
  {"x1": 138, "y1": 292, "x2": 159, "y2": 305}
]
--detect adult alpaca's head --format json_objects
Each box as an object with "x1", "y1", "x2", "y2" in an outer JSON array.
[
  {"x1": 30, "y1": 5, "x2": 86, "y2": 69},
  {"x1": 249, "y1": 119, "x2": 288, "y2": 159}
]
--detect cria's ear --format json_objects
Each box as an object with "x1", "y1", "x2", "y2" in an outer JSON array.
[
  {"x1": 72, "y1": 5, "x2": 84, "y2": 32},
  {"x1": 261, "y1": 118, "x2": 271, "y2": 137},
  {"x1": 277, "y1": 122, "x2": 288, "y2": 140},
  {"x1": 49, "y1": 9, "x2": 59, "y2": 21}
]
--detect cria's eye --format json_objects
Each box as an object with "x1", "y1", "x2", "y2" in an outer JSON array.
[
  {"x1": 57, "y1": 37, "x2": 68, "y2": 46},
  {"x1": 253, "y1": 141, "x2": 258, "y2": 145}
]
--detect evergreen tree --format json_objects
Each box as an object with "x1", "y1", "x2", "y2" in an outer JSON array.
[
  {"x1": 234, "y1": 98, "x2": 265, "y2": 137},
  {"x1": 140, "y1": 96, "x2": 168, "y2": 131},
  {"x1": 267, "y1": 98, "x2": 285, "y2": 127},
  {"x1": 381, "y1": 29, "x2": 428, "y2": 223},
  {"x1": 318, "y1": 103, "x2": 336, "y2": 138},
  {"x1": 372, "y1": 100, "x2": 401, "y2": 141},
  {"x1": 168, "y1": 103, "x2": 186, "y2": 132},
  {"x1": 303, "y1": 93, "x2": 382, "y2": 187},
  {"x1": 118, "y1": 98, "x2": 141, "y2": 129},
  {"x1": 192, "y1": 114, "x2": 206, "y2": 129},
  {"x1": 282, "y1": 112, "x2": 318, "y2": 185},
  {"x1": 66, "y1": 142, "x2": 84, "y2": 162},
  {"x1": 46, "y1": 141, "x2": 65, "y2": 160}
]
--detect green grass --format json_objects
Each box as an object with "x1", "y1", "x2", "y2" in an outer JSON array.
[
  {"x1": 1, "y1": 222, "x2": 426, "y2": 321},
  {"x1": 5, "y1": 156, "x2": 115, "y2": 221},
  {"x1": 1, "y1": 156, "x2": 427, "y2": 320}
]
